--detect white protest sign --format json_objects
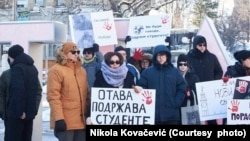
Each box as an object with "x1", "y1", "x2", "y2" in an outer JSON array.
[
  {"x1": 227, "y1": 99, "x2": 250, "y2": 125},
  {"x1": 90, "y1": 87, "x2": 156, "y2": 125},
  {"x1": 69, "y1": 10, "x2": 117, "y2": 49},
  {"x1": 126, "y1": 14, "x2": 172, "y2": 48},
  {"x1": 196, "y1": 76, "x2": 250, "y2": 121}
]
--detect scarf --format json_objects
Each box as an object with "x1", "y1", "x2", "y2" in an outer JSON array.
[
  {"x1": 101, "y1": 61, "x2": 128, "y2": 87},
  {"x1": 84, "y1": 57, "x2": 95, "y2": 64}
]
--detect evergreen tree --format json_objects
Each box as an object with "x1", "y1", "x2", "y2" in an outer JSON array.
[{"x1": 191, "y1": 0, "x2": 218, "y2": 27}]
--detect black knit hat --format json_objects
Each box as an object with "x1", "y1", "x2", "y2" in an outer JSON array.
[
  {"x1": 234, "y1": 50, "x2": 250, "y2": 63},
  {"x1": 8, "y1": 44, "x2": 24, "y2": 58},
  {"x1": 177, "y1": 54, "x2": 188, "y2": 62},
  {"x1": 177, "y1": 54, "x2": 188, "y2": 66},
  {"x1": 114, "y1": 45, "x2": 126, "y2": 52}
]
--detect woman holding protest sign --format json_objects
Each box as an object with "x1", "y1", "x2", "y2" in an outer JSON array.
[
  {"x1": 86, "y1": 52, "x2": 137, "y2": 125},
  {"x1": 93, "y1": 52, "x2": 135, "y2": 88}
]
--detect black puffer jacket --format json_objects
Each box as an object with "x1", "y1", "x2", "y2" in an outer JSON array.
[
  {"x1": 186, "y1": 36, "x2": 223, "y2": 82},
  {"x1": 224, "y1": 62, "x2": 249, "y2": 77}
]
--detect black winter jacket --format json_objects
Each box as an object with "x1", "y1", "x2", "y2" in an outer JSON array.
[{"x1": 7, "y1": 53, "x2": 42, "y2": 120}]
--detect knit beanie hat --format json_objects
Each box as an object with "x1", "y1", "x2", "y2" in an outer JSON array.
[
  {"x1": 177, "y1": 54, "x2": 188, "y2": 66},
  {"x1": 61, "y1": 41, "x2": 78, "y2": 55},
  {"x1": 8, "y1": 44, "x2": 24, "y2": 58},
  {"x1": 234, "y1": 50, "x2": 250, "y2": 63},
  {"x1": 114, "y1": 45, "x2": 126, "y2": 52}
]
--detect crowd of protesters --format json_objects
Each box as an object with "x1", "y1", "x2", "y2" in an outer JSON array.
[{"x1": 1, "y1": 34, "x2": 250, "y2": 141}]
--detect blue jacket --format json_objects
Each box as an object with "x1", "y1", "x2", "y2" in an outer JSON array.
[{"x1": 137, "y1": 45, "x2": 186, "y2": 123}]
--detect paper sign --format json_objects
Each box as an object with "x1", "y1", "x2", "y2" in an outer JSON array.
[
  {"x1": 196, "y1": 76, "x2": 250, "y2": 121},
  {"x1": 227, "y1": 99, "x2": 250, "y2": 125},
  {"x1": 90, "y1": 87, "x2": 156, "y2": 125},
  {"x1": 126, "y1": 14, "x2": 172, "y2": 48},
  {"x1": 69, "y1": 11, "x2": 117, "y2": 49}
]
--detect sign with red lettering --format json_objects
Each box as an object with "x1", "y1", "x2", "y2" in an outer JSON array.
[
  {"x1": 227, "y1": 99, "x2": 250, "y2": 125},
  {"x1": 196, "y1": 76, "x2": 250, "y2": 121},
  {"x1": 90, "y1": 88, "x2": 156, "y2": 125}
]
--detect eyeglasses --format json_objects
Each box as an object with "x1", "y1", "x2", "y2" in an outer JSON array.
[
  {"x1": 198, "y1": 43, "x2": 206, "y2": 47},
  {"x1": 71, "y1": 50, "x2": 80, "y2": 55},
  {"x1": 109, "y1": 60, "x2": 120, "y2": 65},
  {"x1": 178, "y1": 63, "x2": 188, "y2": 66},
  {"x1": 83, "y1": 51, "x2": 92, "y2": 54}
]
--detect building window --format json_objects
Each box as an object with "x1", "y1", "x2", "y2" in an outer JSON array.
[{"x1": 43, "y1": 44, "x2": 61, "y2": 60}]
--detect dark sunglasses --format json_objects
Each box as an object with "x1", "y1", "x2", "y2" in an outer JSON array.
[
  {"x1": 71, "y1": 50, "x2": 80, "y2": 55},
  {"x1": 178, "y1": 63, "x2": 188, "y2": 66},
  {"x1": 198, "y1": 43, "x2": 206, "y2": 47},
  {"x1": 109, "y1": 60, "x2": 120, "y2": 65},
  {"x1": 83, "y1": 51, "x2": 92, "y2": 54}
]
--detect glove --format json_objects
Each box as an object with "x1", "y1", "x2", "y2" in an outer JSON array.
[
  {"x1": 132, "y1": 48, "x2": 144, "y2": 61},
  {"x1": 125, "y1": 36, "x2": 131, "y2": 44},
  {"x1": 93, "y1": 43, "x2": 99, "y2": 52},
  {"x1": 165, "y1": 36, "x2": 171, "y2": 43},
  {"x1": 165, "y1": 36, "x2": 171, "y2": 50},
  {"x1": 55, "y1": 119, "x2": 67, "y2": 132}
]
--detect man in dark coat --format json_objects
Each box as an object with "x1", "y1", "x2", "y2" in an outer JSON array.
[
  {"x1": 4, "y1": 44, "x2": 42, "y2": 141},
  {"x1": 186, "y1": 35, "x2": 223, "y2": 125}
]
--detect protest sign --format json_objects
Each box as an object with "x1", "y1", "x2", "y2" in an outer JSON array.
[
  {"x1": 90, "y1": 87, "x2": 156, "y2": 125},
  {"x1": 69, "y1": 10, "x2": 117, "y2": 49},
  {"x1": 227, "y1": 99, "x2": 250, "y2": 125},
  {"x1": 126, "y1": 14, "x2": 172, "y2": 48},
  {"x1": 196, "y1": 76, "x2": 250, "y2": 121},
  {"x1": 233, "y1": 79, "x2": 250, "y2": 99}
]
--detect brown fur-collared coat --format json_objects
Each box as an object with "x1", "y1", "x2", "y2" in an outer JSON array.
[{"x1": 47, "y1": 51, "x2": 89, "y2": 130}]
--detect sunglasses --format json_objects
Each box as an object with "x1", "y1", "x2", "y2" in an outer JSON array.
[
  {"x1": 109, "y1": 60, "x2": 120, "y2": 65},
  {"x1": 198, "y1": 43, "x2": 206, "y2": 47},
  {"x1": 71, "y1": 50, "x2": 80, "y2": 55},
  {"x1": 178, "y1": 63, "x2": 188, "y2": 66},
  {"x1": 83, "y1": 51, "x2": 92, "y2": 54}
]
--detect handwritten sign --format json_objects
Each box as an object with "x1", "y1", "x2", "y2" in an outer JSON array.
[
  {"x1": 227, "y1": 99, "x2": 250, "y2": 125},
  {"x1": 196, "y1": 76, "x2": 250, "y2": 121},
  {"x1": 90, "y1": 88, "x2": 156, "y2": 125},
  {"x1": 126, "y1": 14, "x2": 172, "y2": 48},
  {"x1": 69, "y1": 10, "x2": 117, "y2": 48}
]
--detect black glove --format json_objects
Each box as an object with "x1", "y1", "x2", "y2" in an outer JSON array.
[
  {"x1": 55, "y1": 119, "x2": 66, "y2": 132},
  {"x1": 165, "y1": 36, "x2": 171, "y2": 43},
  {"x1": 125, "y1": 36, "x2": 131, "y2": 44},
  {"x1": 93, "y1": 43, "x2": 99, "y2": 52}
]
